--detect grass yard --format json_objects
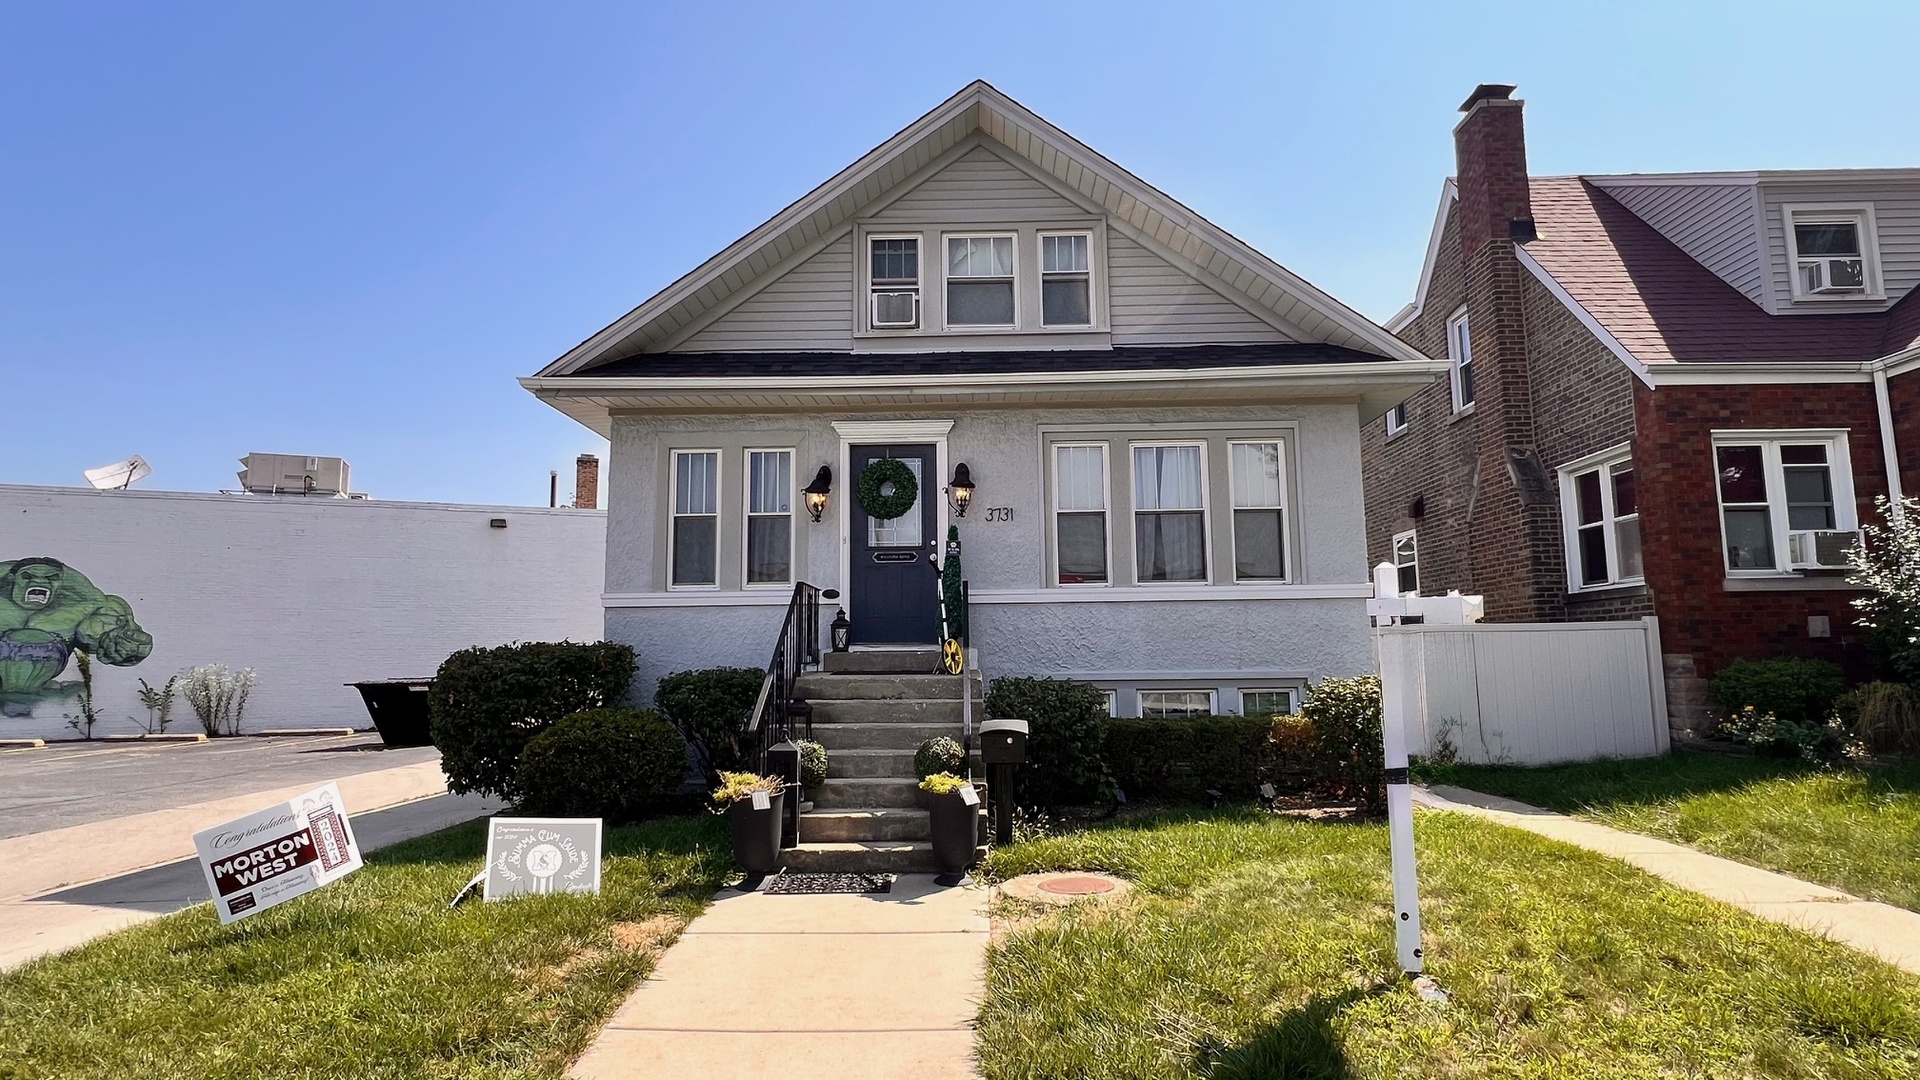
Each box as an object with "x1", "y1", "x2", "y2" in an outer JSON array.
[
  {"x1": 1423, "y1": 751, "x2": 1920, "y2": 911},
  {"x1": 978, "y1": 807, "x2": 1920, "y2": 1080},
  {"x1": 0, "y1": 814, "x2": 731, "y2": 1080}
]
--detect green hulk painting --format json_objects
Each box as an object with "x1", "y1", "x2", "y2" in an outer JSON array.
[{"x1": 0, "y1": 558, "x2": 153, "y2": 710}]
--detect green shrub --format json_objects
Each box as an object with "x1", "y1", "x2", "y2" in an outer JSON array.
[
  {"x1": 920, "y1": 771, "x2": 970, "y2": 795},
  {"x1": 654, "y1": 666, "x2": 765, "y2": 783},
  {"x1": 986, "y1": 676, "x2": 1111, "y2": 806},
  {"x1": 429, "y1": 640, "x2": 636, "y2": 801},
  {"x1": 1266, "y1": 712, "x2": 1325, "y2": 792},
  {"x1": 1708, "y1": 657, "x2": 1848, "y2": 729},
  {"x1": 515, "y1": 708, "x2": 685, "y2": 821},
  {"x1": 1105, "y1": 716, "x2": 1270, "y2": 800},
  {"x1": 795, "y1": 739, "x2": 829, "y2": 788},
  {"x1": 1834, "y1": 682, "x2": 1920, "y2": 755},
  {"x1": 1298, "y1": 675, "x2": 1385, "y2": 813},
  {"x1": 1719, "y1": 705, "x2": 1864, "y2": 764},
  {"x1": 914, "y1": 736, "x2": 967, "y2": 780}
]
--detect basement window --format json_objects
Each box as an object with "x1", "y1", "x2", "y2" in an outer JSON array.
[
  {"x1": 946, "y1": 235, "x2": 1016, "y2": 327},
  {"x1": 1140, "y1": 689, "x2": 1215, "y2": 719},
  {"x1": 1239, "y1": 688, "x2": 1298, "y2": 718}
]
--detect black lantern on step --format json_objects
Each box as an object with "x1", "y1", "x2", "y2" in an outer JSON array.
[
  {"x1": 803, "y1": 466, "x2": 833, "y2": 523},
  {"x1": 829, "y1": 608, "x2": 851, "y2": 652},
  {"x1": 945, "y1": 462, "x2": 975, "y2": 518}
]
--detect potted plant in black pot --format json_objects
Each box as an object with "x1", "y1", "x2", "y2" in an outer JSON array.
[
  {"x1": 712, "y1": 771, "x2": 787, "y2": 878},
  {"x1": 919, "y1": 771, "x2": 981, "y2": 881}
]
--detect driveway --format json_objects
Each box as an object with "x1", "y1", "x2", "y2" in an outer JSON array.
[{"x1": 0, "y1": 735, "x2": 442, "y2": 839}]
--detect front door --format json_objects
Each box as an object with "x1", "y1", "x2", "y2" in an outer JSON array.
[{"x1": 848, "y1": 443, "x2": 940, "y2": 645}]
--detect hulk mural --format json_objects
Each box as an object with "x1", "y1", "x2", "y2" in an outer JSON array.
[{"x1": 0, "y1": 558, "x2": 153, "y2": 713}]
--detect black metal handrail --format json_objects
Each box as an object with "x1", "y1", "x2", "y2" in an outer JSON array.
[{"x1": 744, "y1": 581, "x2": 823, "y2": 778}]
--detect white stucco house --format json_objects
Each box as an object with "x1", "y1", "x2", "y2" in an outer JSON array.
[{"x1": 523, "y1": 82, "x2": 1444, "y2": 719}]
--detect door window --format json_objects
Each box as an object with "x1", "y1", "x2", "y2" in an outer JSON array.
[{"x1": 866, "y1": 457, "x2": 925, "y2": 547}]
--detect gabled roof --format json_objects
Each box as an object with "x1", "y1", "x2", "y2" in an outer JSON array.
[{"x1": 534, "y1": 81, "x2": 1429, "y2": 375}]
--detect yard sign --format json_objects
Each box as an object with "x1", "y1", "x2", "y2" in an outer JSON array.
[
  {"x1": 193, "y1": 781, "x2": 364, "y2": 924},
  {"x1": 482, "y1": 817, "x2": 603, "y2": 901}
]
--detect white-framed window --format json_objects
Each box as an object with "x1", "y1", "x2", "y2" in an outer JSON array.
[
  {"x1": 1783, "y1": 204, "x2": 1882, "y2": 301},
  {"x1": 1053, "y1": 443, "x2": 1109, "y2": 585},
  {"x1": 1140, "y1": 689, "x2": 1215, "y2": 719},
  {"x1": 669, "y1": 450, "x2": 719, "y2": 588},
  {"x1": 1712, "y1": 430, "x2": 1858, "y2": 575},
  {"x1": 1391, "y1": 530, "x2": 1418, "y2": 595},
  {"x1": 1558, "y1": 447, "x2": 1643, "y2": 591},
  {"x1": 1447, "y1": 308, "x2": 1475, "y2": 412},
  {"x1": 1132, "y1": 442, "x2": 1209, "y2": 583},
  {"x1": 1238, "y1": 688, "x2": 1298, "y2": 718},
  {"x1": 744, "y1": 449, "x2": 793, "y2": 587},
  {"x1": 1228, "y1": 440, "x2": 1288, "y2": 582},
  {"x1": 1039, "y1": 231, "x2": 1093, "y2": 327},
  {"x1": 868, "y1": 235, "x2": 921, "y2": 329},
  {"x1": 1385, "y1": 402, "x2": 1409, "y2": 436},
  {"x1": 1101, "y1": 689, "x2": 1118, "y2": 717},
  {"x1": 945, "y1": 234, "x2": 1016, "y2": 327}
]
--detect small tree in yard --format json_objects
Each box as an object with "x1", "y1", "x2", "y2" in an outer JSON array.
[{"x1": 1851, "y1": 496, "x2": 1920, "y2": 683}]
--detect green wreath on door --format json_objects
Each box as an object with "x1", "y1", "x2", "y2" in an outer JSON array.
[{"x1": 856, "y1": 459, "x2": 919, "y2": 521}]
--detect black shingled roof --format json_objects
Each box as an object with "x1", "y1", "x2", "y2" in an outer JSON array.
[{"x1": 576, "y1": 342, "x2": 1393, "y2": 378}]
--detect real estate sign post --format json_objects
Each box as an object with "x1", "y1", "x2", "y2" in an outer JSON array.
[
  {"x1": 193, "y1": 781, "x2": 364, "y2": 924},
  {"x1": 1368, "y1": 562, "x2": 1428, "y2": 976}
]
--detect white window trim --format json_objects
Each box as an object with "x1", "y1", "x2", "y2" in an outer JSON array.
[
  {"x1": 741, "y1": 447, "x2": 796, "y2": 590},
  {"x1": 1101, "y1": 689, "x2": 1118, "y2": 717},
  {"x1": 1049, "y1": 441, "x2": 1112, "y2": 589},
  {"x1": 1385, "y1": 402, "x2": 1409, "y2": 437},
  {"x1": 1037, "y1": 230, "x2": 1096, "y2": 328},
  {"x1": 668, "y1": 448, "x2": 721, "y2": 591},
  {"x1": 1138, "y1": 688, "x2": 1217, "y2": 718},
  {"x1": 1710, "y1": 429, "x2": 1858, "y2": 578},
  {"x1": 1782, "y1": 203, "x2": 1884, "y2": 302},
  {"x1": 1557, "y1": 444, "x2": 1644, "y2": 593},
  {"x1": 1391, "y1": 529, "x2": 1419, "y2": 595},
  {"x1": 1227, "y1": 439, "x2": 1291, "y2": 584},
  {"x1": 942, "y1": 232, "x2": 1019, "y2": 331},
  {"x1": 1447, "y1": 308, "x2": 1474, "y2": 413},
  {"x1": 1129, "y1": 440, "x2": 1213, "y2": 586},
  {"x1": 865, "y1": 234, "x2": 924, "y2": 331},
  {"x1": 1237, "y1": 687, "x2": 1298, "y2": 717}
]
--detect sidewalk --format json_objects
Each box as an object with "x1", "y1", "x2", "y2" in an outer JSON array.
[
  {"x1": 0, "y1": 760, "x2": 499, "y2": 970},
  {"x1": 570, "y1": 875, "x2": 988, "y2": 1080},
  {"x1": 1418, "y1": 784, "x2": 1920, "y2": 976}
]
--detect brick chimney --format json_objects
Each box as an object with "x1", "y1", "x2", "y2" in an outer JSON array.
[
  {"x1": 574, "y1": 454, "x2": 600, "y2": 510},
  {"x1": 1454, "y1": 84, "x2": 1535, "y2": 257}
]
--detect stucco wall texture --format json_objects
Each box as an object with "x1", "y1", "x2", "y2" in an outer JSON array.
[{"x1": 0, "y1": 485, "x2": 605, "y2": 740}]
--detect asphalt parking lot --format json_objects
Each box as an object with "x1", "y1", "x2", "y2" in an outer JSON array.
[{"x1": 0, "y1": 735, "x2": 443, "y2": 839}]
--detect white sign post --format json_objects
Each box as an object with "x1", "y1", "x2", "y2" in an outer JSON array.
[
  {"x1": 483, "y1": 818, "x2": 603, "y2": 901},
  {"x1": 193, "y1": 782, "x2": 363, "y2": 924}
]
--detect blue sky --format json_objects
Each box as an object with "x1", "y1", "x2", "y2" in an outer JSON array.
[{"x1": 6, "y1": 1, "x2": 1916, "y2": 505}]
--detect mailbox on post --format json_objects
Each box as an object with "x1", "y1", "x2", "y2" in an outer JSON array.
[{"x1": 977, "y1": 718, "x2": 1028, "y2": 845}]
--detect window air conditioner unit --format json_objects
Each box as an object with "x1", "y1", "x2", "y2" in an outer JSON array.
[
  {"x1": 1800, "y1": 258, "x2": 1866, "y2": 294},
  {"x1": 1787, "y1": 529, "x2": 1859, "y2": 569},
  {"x1": 871, "y1": 291, "x2": 918, "y2": 328}
]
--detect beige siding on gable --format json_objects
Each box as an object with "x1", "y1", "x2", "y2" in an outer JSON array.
[
  {"x1": 868, "y1": 145, "x2": 1085, "y2": 223},
  {"x1": 677, "y1": 235, "x2": 854, "y2": 351},
  {"x1": 1107, "y1": 232, "x2": 1295, "y2": 345},
  {"x1": 1598, "y1": 181, "x2": 1765, "y2": 304}
]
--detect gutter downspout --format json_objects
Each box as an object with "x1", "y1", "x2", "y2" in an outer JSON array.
[{"x1": 1873, "y1": 365, "x2": 1905, "y2": 526}]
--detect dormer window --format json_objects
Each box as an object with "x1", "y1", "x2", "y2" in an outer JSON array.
[
  {"x1": 1784, "y1": 205, "x2": 1882, "y2": 301},
  {"x1": 946, "y1": 235, "x2": 1016, "y2": 327},
  {"x1": 869, "y1": 237, "x2": 920, "y2": 328}
]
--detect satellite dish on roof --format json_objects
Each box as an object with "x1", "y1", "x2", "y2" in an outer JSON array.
[{"x1": 83, "y1": 455, "x2": 152, "y2": 490}]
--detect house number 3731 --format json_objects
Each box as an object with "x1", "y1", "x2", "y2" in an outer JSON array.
[{"x1": 982, "y1": 507, "x2": 1015, "y2": 522}]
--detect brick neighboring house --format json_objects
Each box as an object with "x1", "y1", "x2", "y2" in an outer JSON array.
[{"x1": 1362, "y1": 84, "x2": 1920, "y2": 732}]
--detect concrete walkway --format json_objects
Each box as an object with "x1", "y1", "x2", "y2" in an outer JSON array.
[
  {"x1": 571, "y1": 875, "x2": 988, "y2": 1080},
  {"x1": 0, "y1": 760, "x2": 500, "y2": 970},
  {"x1": 1418, "y1": 784, "x2": 1920, "y2": 976}
]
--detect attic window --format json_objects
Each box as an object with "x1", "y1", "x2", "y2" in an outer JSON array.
[
  {"x1": 869, "y1": 237, "x2": 920, "y2": 328},
  {"x1": 1784, "y1": 205, "x2": 1881, "y2": 301},
  {"x1": 946, "y1": 235, "x2": 1016, "y2": 327},
  {"x1": 1040, "y1": 232, "x2": 1093, "y2": 326}
]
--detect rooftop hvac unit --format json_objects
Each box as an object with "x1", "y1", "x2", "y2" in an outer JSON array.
[
  {"x1": 1787, "y1": 529, "x2": 1859, "y2": 570},
  {"x1": 237, "y1": 453, "x2": 352, "y2": 497}
]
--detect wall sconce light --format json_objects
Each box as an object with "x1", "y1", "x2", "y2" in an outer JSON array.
[
  {"x1": 803, "y1": 465, "x2": 833, "y2": 523},
  {"x1": 945, "y1": 462, "x2": 975, "y2": 518},
  {"x1": 829, "y1": 608, "x2": 851, "y2": 652}
]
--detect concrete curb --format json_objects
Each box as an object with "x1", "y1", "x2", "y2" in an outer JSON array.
[{"x1": 100, "y1": 733, "x2": 209, "y2": 744}]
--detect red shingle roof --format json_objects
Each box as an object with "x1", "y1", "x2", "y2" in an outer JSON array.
[{"x1": 1521, "y1": 177, "x2": 1918, "y2": 364}]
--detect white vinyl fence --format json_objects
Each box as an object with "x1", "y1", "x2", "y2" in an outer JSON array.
[{"x1": 1378, "y1": 618, "x2": 1670, "y2": 766}]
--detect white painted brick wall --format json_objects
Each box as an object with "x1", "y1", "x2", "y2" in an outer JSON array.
[{"x1": 0, "y1": 485, "x2": 605, "y2": 740}]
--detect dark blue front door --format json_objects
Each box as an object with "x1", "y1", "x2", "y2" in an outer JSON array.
[{"x1": 849, "y1": 444, "x2": 939, "y2": 645}]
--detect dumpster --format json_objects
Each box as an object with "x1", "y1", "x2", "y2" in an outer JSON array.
[{"x1": 347, "y1": 679, "x2": 435, "y2": 748}]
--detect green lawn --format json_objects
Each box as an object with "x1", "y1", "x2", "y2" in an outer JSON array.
[
  {"x1": 0, "y1": 814, "x2": 731, "y2": 1080},
  {"x1": 1422, "y1": 751, "x2": 1920, "y2": 911},
  {"x1": 978, "y1": 808, "x2": 1920, "y2": 1080}
]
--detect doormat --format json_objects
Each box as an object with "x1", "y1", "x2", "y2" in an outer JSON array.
[{"x1": 763, "y1": 872, "x2": 893, "y2": 895}]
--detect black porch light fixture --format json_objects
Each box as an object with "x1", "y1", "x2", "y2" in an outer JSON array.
[
  {"x1": 945, "y1": 462, "x2": 975, "y2": 518},
  {"x1": 802, "y1": 465, "x2": 833, "y2": 523}
]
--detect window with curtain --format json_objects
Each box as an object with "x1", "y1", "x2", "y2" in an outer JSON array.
[
  {"x1": 670, "y1": 451, "x2": 718, "y2": 587},
  {"x1": 1040, "y1": 232, "x2": 1091, "y2": 326},
  {"x1": 946, "y1": 235, "x2": 1016, "y2": 326},
  {"x1": 1229, "y1": 441, "x2": 1287, "y2": 581},
  {"x1": 745, "y1": 449, "x2": 792, "y2": 586},
  {"x1": 1133, "y1": 444, "x2": 1207, "y2": 582},
  {"x1": 1054, "y1": 444, "x2": 1108, "y2": 584}
]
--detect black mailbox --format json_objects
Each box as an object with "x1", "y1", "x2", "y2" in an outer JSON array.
[{"x1": 978, "y1": 718, "x2": 1029, "y2": 765}]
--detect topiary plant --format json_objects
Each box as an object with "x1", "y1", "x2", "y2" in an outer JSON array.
[
  {"x1": 429, "y1": 640, "x2": 636, "y2": 801},
  {"x1": 516, "y1": 708, "x2": 686, "y2": 822},
  {"x1": 914, "y1": 736, "x2": 966, "y2": 780},
  {"x1": 985, "y1": 676, "x2": 1112, "y2": 806},
  {"x1": 654, "y1": 666, "x2": 766, "y2": 784},
  {"x1": 795, "y1": 738, "x2": 829, "y2": 789}
]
